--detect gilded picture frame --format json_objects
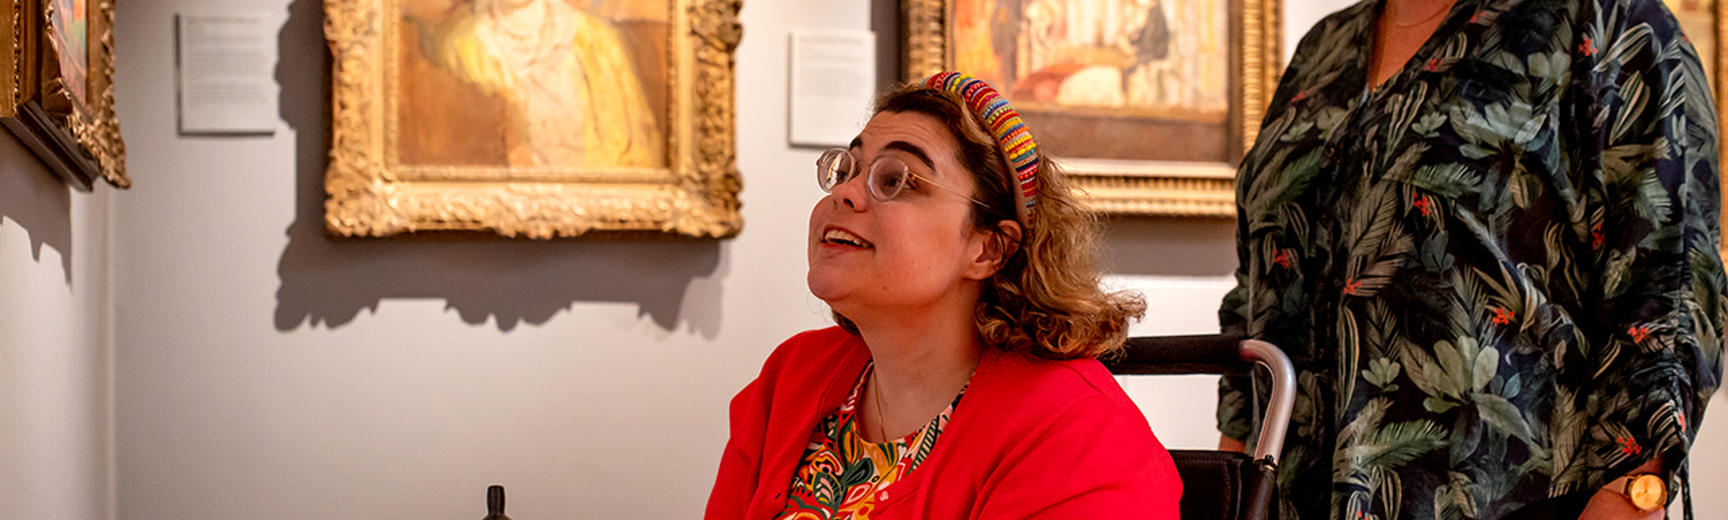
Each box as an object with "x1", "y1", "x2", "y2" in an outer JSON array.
[
  {"x1": 323, "y1": 0, "x2": 742, "y2": 238},
  {"x1": 903, "y1": 0, "x2": 1278, "y2": 217},
  {"x1": 0, "y1": 0, "x2": 128, "y2": 191}
]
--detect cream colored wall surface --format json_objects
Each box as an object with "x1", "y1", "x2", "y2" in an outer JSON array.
[{"x1": 0, "y1": 140, "x2": 113, "y2": 519}]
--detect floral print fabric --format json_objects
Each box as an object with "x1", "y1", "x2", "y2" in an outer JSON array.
[
  {"x1": 1217, "y1": 0, "x2": 1727, "y2": 518},
  {"x1": 776, "y1": 363, "x2": 964, "y2": 519}
]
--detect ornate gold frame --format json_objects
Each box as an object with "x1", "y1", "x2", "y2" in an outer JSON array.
[
  {"x1": 903, "y1": 0, "x2": 1279, "y2": 217},
  {"x1": 0, "y1": 0, "x2": 128, "y2": 190},
  {"x1": 323, "y1": 0, "x2": 743, "y2": 238}
]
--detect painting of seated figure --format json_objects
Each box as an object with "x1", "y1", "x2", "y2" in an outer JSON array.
[
  {"x1": 398, "y1": 0, "x2": 666, "y2": 171},
  {"x1": 325, "y1": 0, "x2": 742, "y2": 238}
]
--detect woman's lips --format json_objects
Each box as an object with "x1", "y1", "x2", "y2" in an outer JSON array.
[{"x1": 820, "y1": 226, "x2": 874, "y2": 249}]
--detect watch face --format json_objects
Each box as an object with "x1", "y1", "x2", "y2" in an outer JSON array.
[{"x1": 1628, "y1": 475, "x2": 1666, "y2": 511}]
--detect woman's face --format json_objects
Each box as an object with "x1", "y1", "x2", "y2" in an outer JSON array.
[{"x1": 807, "y1": 111, "x2": 996, "y2": 319}]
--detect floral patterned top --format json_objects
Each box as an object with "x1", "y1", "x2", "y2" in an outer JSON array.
[
  {"x1": 1217, "y1": 0, "x2": 1726, "y2": 518},
  {"x1": 776, "y1": 363, "x2": 965, "y2": 520}
]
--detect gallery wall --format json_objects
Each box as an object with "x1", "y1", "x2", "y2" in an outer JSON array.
[
  {"x1": 0, "y1": 0, "x2": 1656, "y2": 519},
  {"x1": 0, "y1": 141, "x2": 114, "y2": 518}
]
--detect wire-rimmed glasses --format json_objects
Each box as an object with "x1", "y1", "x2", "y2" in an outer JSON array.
[{"x1": 815, "y1": 147, "x2": 993, "y2": 210}]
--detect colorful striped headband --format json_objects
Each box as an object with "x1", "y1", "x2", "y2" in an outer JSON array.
[{"x1": 923, "y1": 72, "x2": 1039, "y2": 229}]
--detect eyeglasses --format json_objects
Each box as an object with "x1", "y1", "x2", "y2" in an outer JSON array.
[{"x1": 815, "y1": 147, "x2": 994, "y2": 210}]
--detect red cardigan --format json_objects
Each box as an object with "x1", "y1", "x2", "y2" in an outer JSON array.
[{"x1": 706, "y1": 327, "x2": 1182, "y2": 519}]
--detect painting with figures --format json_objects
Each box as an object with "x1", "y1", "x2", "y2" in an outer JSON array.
[{"x1": 906, "y1": 0, "x2": 1279, "y2": 216}]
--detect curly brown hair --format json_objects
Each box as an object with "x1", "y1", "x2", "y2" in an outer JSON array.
[{"x1": 832, "y1": 79, "x2": 1146, "y2": 360}]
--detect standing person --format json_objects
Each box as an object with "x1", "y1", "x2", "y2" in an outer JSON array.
[
  {"x1": 1217, "y1": 0, "x2": 1725, "y2": 518},
  {"x1": 707, "y1": 73, "x2": 1182, "y2": 519}
]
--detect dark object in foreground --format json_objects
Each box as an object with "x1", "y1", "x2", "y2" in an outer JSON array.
[
  {"x1": 481, "y1": 484, "x2": 511, "y2": 520},
  {"x1": 1103, "y1": 335, "x2": 1295, "y2": 520}
]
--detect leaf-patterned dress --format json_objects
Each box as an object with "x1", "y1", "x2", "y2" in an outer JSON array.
[
  {"x1": 1217, "y1": 0, "x2": 1726, "y2": 518},
  {"x1": 776, "y1": 362, "x2": 964, "y2": 519}
]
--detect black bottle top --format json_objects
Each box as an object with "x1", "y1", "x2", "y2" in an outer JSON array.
[{"x1": 482, "y1": 485, "x2": 511, "y2": 520}]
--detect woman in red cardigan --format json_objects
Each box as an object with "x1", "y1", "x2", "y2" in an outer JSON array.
[{"x1": 706, "y1": 73, "x2": 1182, "y2": 519}]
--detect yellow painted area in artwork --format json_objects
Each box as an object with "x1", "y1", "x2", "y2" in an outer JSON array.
[{"x1": 417, "y1": 0, "x2": 664, "y2": 169}]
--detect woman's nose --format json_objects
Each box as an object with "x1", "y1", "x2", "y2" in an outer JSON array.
[{"x1": 830, "y1": 173, "x2": 870, "y2": 211}]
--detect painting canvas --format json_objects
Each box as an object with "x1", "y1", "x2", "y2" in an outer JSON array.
[
  {"x1": 48, "y1": 0, "x2": 86, "y2": 106},
  {"x1": 395, "y1": 0, "x2": 667, "y2": 171},
  {"x1": 0, "y1": 0, "x2": 125, "y2": 190},
  {"x1": 952, "y1": 0, "x2": 1230, "y2": 162},
  {"x1": 906, "y1": 0, "x2": 1279, "y2": 216},
  {"x1": 325, "y1": 0, "x2": 742, "y2": 238}
]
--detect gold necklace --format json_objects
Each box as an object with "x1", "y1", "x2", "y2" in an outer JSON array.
[{"x1": 871, "y1": 370, "x2": 889, "y2": 442}]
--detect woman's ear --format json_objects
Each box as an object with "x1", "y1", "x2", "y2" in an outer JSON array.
[{"x1": 967, "y1": 220, "x2": 1023, "y2": 280}]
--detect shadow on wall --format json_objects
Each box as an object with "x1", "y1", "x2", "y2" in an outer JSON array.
[
  {"x1": 271, "y1": 0, "x2": 723, "y2": 333},
  {"x1": 872, "y1": 0, "x2": 899, "y2": 94},
  {"x1": 0, "y1": 136, "x2": 73, "y2": 284},
  {"x1": 1101, "y1": 217, "x2": 1237, "y2": 277}
]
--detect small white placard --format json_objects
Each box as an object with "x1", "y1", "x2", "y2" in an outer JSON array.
[
  {"x1": 176, "y1": 11, "x2": 278, "y2": 135},
  {"x1": 788, "y1": 30, "x2": 876, "y2": 147}
]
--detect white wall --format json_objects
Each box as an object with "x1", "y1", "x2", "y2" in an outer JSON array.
[
  {"x1": 102, "y1": 1, "x2": 1728, "y2": 520},
  {"x1": 0, "y1": 140, "x2": 114, "y2": 519}
]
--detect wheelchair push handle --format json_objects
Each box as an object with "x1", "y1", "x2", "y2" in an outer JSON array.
[{"x1": 1106, "y1": 335, "x2": 1297, "y2": 466}]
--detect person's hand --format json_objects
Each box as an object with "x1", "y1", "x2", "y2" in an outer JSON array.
[
  {"x1": 1217, "y1": 435, "x2": 1246, "y2": 453},
  {"x1": 1581, "y1": 458, "x2": 1666, "y2": 520},
  {"x1": 1577, "y1": 489, "x2": 1664, "y2": 520}
]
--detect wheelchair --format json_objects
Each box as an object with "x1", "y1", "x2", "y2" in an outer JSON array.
[{"x1": 1103, "y1": 335, "x2": 1296, "y2": 520}]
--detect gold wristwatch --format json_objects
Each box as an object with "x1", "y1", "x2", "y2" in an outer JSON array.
[{"x1": 1605, "y1": 473, "x2": 1668, "y2": 512}]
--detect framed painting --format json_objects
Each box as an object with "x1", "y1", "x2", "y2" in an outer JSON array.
[
  {"x1": 903, "y1": 0, "x2": 1279, "y2": 217},
  {"x1": 324, "y1": 0, "x2": 743, "y2": 238},
  {"x1": 0, "y1": 0, "x2": 128, "y2": 191}
]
